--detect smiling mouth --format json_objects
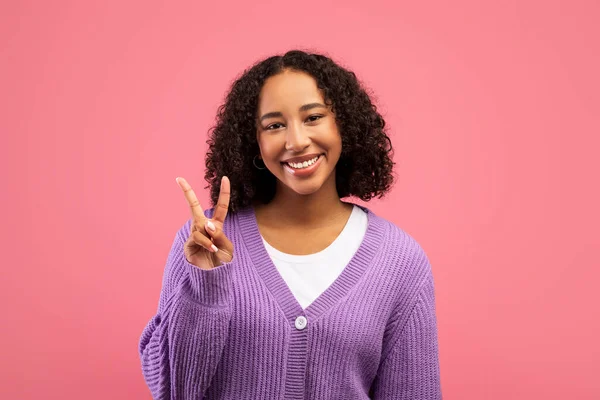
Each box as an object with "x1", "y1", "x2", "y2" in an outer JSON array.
[{"x1": 281, "y1": 155, "x2": 322, "y2": 170}]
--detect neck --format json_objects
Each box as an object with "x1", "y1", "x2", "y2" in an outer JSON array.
[{"x1": 254, "y1": 175, "x2": 351, "y2": 228}]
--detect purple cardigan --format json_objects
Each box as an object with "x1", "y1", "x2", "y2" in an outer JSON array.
[{"x1": 139, "y1": 205, "x2": 442, "y2": 399}]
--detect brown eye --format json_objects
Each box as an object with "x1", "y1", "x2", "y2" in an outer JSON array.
[
  {"x1": 266, "y1": 123, "x2": 284, "y2": 130},
  {"x1": 306, "y1": 115, "x2": 323, "y2": 123}
]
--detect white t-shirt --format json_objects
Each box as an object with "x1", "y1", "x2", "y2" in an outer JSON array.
[{"x1": 261, "y1": 205, "x2": 368, "y2": 309}]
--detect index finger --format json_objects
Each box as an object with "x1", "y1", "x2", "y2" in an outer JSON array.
[
  {"x1": 175, "y1": 177, "x2": 205, "y2": 220},
  {"x1": 212, "y1": 176, "x2": 231, "y2": 223}
]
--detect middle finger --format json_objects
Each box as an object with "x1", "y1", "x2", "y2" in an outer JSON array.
[{"x1": 176, "y1": 177, "x2": 206, "y2": 222}]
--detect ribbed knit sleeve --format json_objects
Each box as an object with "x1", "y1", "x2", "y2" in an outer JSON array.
[
  {"x1": 371, "y1": 273, "x2": 442, "y2": 399},
  {"x1": 138, "y1": 228, "x2": 233, "y2": 399}
]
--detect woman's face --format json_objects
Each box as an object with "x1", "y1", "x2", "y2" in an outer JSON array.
[{"x1": 256, "y1": 69, "x2": 342, "y2": 197}]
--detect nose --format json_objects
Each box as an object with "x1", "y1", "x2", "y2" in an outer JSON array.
[{"x1": 285, "y1": 122, "x2": 311, "y2": 152}]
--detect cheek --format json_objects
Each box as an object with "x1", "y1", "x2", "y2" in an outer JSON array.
[
  {"x1": 258, "y1": 136, "x2": 282, "y2": 160},
  {"x1": 325, "y1": 127, "x2": 342, "y2": 153}
]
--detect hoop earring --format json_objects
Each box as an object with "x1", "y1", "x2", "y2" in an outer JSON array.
[{"x1": 253, "y1": 155, "x2": 266, "y2": 170}]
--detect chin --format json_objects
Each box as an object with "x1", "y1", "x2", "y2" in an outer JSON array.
[
  {"x1": 278, "y1": 180, "x2": 322, "y2": 196},
  {"x1": 270, "y1": 160, "x2": 337, "y2": 197},
  {"x1": 291, "y1": 185, "x2": 323, "y2": 196}
]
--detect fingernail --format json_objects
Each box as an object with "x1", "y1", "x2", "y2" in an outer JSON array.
[
  {"x1": 211, "y1": 244, "x2": 218, "y2": 252},
  {"x1": 206, "y1": 220, "x2": 216, "y2": 232}
]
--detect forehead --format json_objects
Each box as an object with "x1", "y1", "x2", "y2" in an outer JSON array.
[{"x1": 258, "y1": 70, "x2": 324, "y2": 111}]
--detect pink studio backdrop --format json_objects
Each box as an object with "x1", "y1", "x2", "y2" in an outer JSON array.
[{"x1": 1, "y1": 0, "x2": 598, "y2": 399}]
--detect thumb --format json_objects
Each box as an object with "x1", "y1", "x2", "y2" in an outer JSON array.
[{"x1": 205, "y1": 219, "x2": 234, "y2": 262}]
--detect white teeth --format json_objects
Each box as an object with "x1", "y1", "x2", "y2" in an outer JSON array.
[{"x1": 286, "y1": 156, "x2": 319, "y2": 169}]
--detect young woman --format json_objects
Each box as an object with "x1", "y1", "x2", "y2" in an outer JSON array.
[{"x1": 139, "y1": 50, "x2": 442, "y2": 399}]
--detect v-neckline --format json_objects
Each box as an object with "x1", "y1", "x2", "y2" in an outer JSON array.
[{"x1": 236, "y1": 203, "x2": 385, "y2": 323}]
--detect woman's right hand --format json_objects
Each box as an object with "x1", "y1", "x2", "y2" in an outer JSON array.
[{"x1": 175, "y1": 176, "x2": 234, "y2": 270}]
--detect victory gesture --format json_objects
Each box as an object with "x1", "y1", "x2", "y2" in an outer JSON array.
[{"x1": 175, "y1": 176, "x2": 234, "y2": 270}]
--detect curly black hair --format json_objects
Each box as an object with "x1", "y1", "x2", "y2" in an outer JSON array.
[{"x1": 204, "y1": 50, "x2": 395, "y2": 213}]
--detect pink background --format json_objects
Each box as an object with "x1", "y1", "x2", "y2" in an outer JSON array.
[{"x1": 1, "y1": 0, "x2": 599, "y2": 398}]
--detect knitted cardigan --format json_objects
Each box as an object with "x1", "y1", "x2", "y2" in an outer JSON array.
[{"x1": 139, "y1": 205, "x2": 442, "y2": 399}]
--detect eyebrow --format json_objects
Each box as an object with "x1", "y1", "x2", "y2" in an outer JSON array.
[{"x1": 259, "y1": 103, "x2": 327, "y2": 122}]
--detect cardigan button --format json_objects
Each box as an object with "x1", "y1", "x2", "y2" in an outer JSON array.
[{"x1": 294, "y1": 316, "x2": 307, "y2": 330}]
